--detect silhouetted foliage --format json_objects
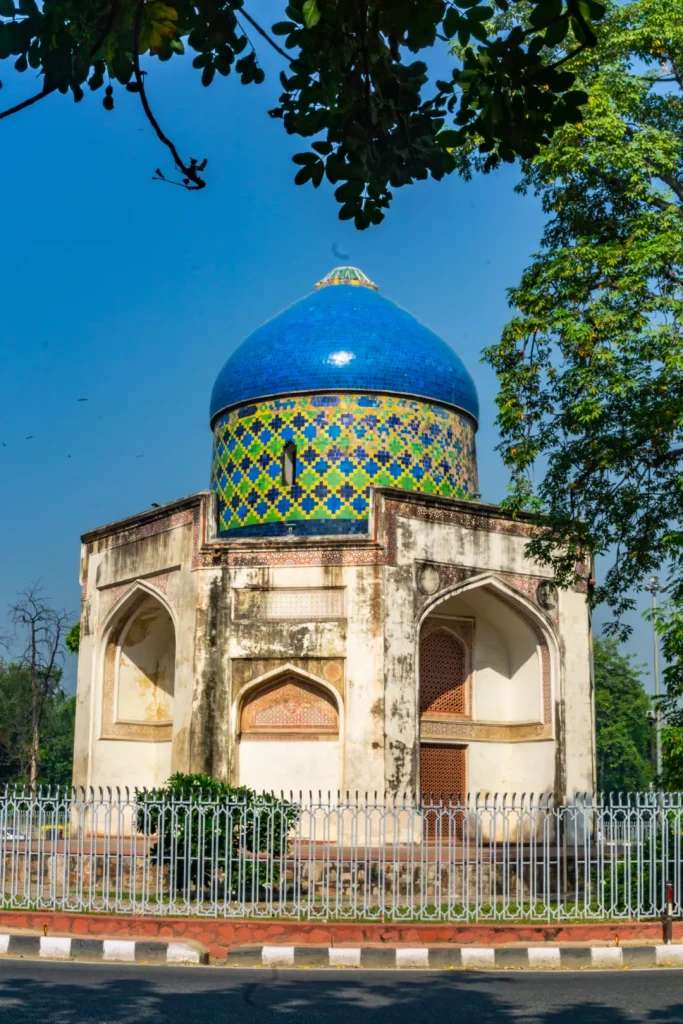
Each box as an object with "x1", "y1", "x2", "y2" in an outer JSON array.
[{"x1": 0, "y1": 1, "x2": 606, "y2": 226}]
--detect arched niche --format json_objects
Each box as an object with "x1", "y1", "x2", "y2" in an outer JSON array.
[
  {"x1": 417, "y1": 578, "x2": 554, "y2": 800},
  {"x1": 237, "y1": 673, "x2": 341, "y2": 795},
  {"x1": 101, "y1": 587, "x2": 175, "y2": 741},
  {"x1": 420, "y1": 582, "x2": 549, "y2": 727}
]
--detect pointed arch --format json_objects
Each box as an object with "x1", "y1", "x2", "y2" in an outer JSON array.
[
  {"x1": 240, "y1": 677, "x2": 339, "y2": 740},
  {"x1": 416, "y1": 572, "x2": 556, "y2": 802},
  {"x1": 234, "y1": 665, "x2": 343, "y2": 794},
  {"x1": 99, "y1": 580, "x2": 176, "y2": 741},
  {"x1": 231, "y1": 662, "x2": 344, "y2": 735},
  {"x1": 418, "y1": 572, "x2": 559, "y2": 660},
  {"x1": 100, "y1": 578, "x2": 178, "y2": 640}
]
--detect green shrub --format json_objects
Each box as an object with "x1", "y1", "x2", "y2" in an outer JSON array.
[{"x1": 135, "y1": 772, "x2": 299, "y2": 900}]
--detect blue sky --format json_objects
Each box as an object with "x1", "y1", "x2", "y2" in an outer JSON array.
[{"x1": 0, "y1": 44, "x2": 654, "y2": 689}]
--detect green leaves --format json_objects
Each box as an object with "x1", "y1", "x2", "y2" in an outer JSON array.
[
  {"x1": 273, "y1": 0, "x2": 606, "y2": 226},
  {"x1": 65, "y1": 622, "x2": 80, "y2": 654},
  {"x1": 0, "y1": 0, "x2": 606, "y2": 220},
  {"x1": 292, "y1": 150, "x2": 324, "y2": 185},
  {"x1": 484, "y1": 0, "x2": 683, "y2": 690},
  {"x1": 544, "y1": 15, "x2": 570, "y2": 45},
  {"x1": 302, "y1": 0, "x2": 320, "y2": 29},
  {"x1": 137, "y1": 773, "x2": 300, "y2": 900},
  {"x1": 594, "y1": 637, "x2": 653, "y2": 792}
]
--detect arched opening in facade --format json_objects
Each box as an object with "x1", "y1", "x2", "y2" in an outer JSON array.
[
  {"x1": 101, "y1": 588, "x2": 176, "y2": 742},
  {"x1": 281, "y1": 441, "x2": 297, "y2": 486},
  {"x1": 418, "y1": 580, "x2": 551, "y2": 801},
  {"x1": 237, "y1": 674, "x2": 341, "y2": 795}
]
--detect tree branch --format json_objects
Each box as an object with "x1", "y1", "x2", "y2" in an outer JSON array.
[
  {"x1": 0, "y1": 1, "x2": 120, "y2": 122},
  {"x1": 545, "y1": 46, "x2": 585, "y2": 73},
  {"x1": 132, "y1": 1, "x2": 206, "y2": 190},
  {"x1": 654, "y1": 172, "x2": 683, "y2": 205},
  {"x1": 240, "y1": 8, "x2": 290, "y2": 61},
  {"x1": 0, "y1": 86, "x2": 56, "y2": 122}
]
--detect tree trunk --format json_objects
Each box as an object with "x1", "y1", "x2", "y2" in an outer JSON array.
[{"x1": 29, "y1": 658, "x2": 40, "y2": 788}]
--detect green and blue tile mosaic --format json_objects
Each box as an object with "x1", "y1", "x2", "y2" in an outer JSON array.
[{"x1": 211, "y1": 392, "x2": 478, "y2": 537}]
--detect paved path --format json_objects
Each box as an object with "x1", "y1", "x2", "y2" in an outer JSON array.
[{"x1": 1, "y1": 959, "x2": 683, "y2": 1023}]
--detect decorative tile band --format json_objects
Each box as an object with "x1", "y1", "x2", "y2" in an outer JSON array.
[{"x1": 211, "y1": 392, "x2": 478, "y2": 537}]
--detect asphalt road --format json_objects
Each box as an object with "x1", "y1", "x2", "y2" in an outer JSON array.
[{"x1": 1, "y1": 959, "x2": 683, "y2": 1024}]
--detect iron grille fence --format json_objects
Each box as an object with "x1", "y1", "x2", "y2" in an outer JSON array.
[{"x1": 1, "y1": 787, "x2": 682, "y2": 921}]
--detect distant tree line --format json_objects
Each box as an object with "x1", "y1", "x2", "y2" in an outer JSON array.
[{"x1": 0, "y1": 586, "x2": 76, "y2": 788}]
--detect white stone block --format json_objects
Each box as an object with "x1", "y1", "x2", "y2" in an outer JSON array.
[
  {"x1": 103, "y1": 940, "x2": 136, "y2": 962},
  {"x1": 396, "y1": 947, "x2": 429, "y2": 969},
  {"x1": 656, "y1": 944, "x2": 683, "y2": 966},
  {"x1": 262, "y1": 945, "x2": 295, "y2": 967},
  {"x1": 329, "y1": 947, "x2": 361, "y2": 968},
  {"x1": 40, "y1": 936, "x2": 71, "y2": 960},
  {"x1": 166, "y1": 942, "x2": 202, "y2": 964},
  {"x1": 590, "y1": 947, "x2": 623, "y2": 968},
  {"x1": 528, "y1": 946, "x2": 561, "y2": 967},
  {"x1": 461, "y1": 947, "x2": 495, "y2": 969},
  {"x1": 0, "y1": 935, "x2": 9, "y2": 955}
]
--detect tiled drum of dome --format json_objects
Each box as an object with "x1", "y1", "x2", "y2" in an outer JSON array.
[{"x1": 212, "y1": 392, "x2": 477, "y2": 537}]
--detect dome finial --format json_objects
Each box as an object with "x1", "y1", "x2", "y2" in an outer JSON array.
[{"x1": 315, "y1": 266, "x2": 378, "y2": 290}]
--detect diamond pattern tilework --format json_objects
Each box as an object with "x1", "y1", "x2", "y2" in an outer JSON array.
[{"x1": 212, "y1": 393, "x2": 477, "y2": 536}]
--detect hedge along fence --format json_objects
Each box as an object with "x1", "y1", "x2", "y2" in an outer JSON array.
[
  {"x1": 136, "y1": 774, "x2": 299, "y2": 900},
  {"x1": 1, "y1": 779, "x2": 683, "y2": 921}
]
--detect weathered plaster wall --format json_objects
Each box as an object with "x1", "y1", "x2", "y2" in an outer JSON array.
[
  {"x1": 73, "y1": 499, "x2": 201, "y2": 791},
  {"x1": 468, "y1": 741, "x2": 555, "y2": 795},
  {"x1": 378, "y1": 493, "x2": 594, "y2": 799},
  {"x1": 74, "y1": 489, "x2": 593, "y2": 801},
  {"x1": 226, "y1": 561, "x2": 385, "y2": 795},
  {"x1": 558, "y1": 587, "x2": 595, "y2": 795},
  {"x1": 239, "y1": 739, "x2": 341, "y2": 794},
  {"x1": 116, "y1": 598, "x2": 174, "y2": 724}
]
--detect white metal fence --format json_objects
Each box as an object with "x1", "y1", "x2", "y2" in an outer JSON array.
[{"x1": 1, "y1": 787, "x2": 682, "y2": 921}]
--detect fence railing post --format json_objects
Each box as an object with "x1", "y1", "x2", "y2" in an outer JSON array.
[{"x1": 0, "y1": 787, "x2": 680, "y2": 923}]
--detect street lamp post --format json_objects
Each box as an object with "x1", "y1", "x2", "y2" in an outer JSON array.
[{"x1": 644, "y1": 575, "x2": 663, "y2": 781}]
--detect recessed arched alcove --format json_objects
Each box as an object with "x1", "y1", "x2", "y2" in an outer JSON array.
[
  {"x1": 101, "y1": 587, "x2": 176, "y2": 742},
  {"x1": 422, "y1": 585, "x2": 544, "y2": 724},
  {"x1": 417, "y1": 579, "x2": 553, "y2": 801},
  {"x1": 116, "y1": 595, "x2": 175, "y2": 724},
  {"x1": 237, "y1": 674, "x2": 341, "y2": 796}
]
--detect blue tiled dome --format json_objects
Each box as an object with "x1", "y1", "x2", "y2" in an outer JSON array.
[{"x1": 209, "y1": 268, "x2": 479, "y2": 425}]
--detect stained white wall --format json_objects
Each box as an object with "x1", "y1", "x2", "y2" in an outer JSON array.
[
  {"x1": 88, "y1": 739, "x2": 173, "y2": 793},
  {"x1": 468, "y1": 741, "x2": 555, "y2": 795},
  {"x1": 238, "y1": 739, "x2": 341, "y2": 796},
  {"x1": 73, "y1": 509, "x2": 197, "y2": 792}
]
